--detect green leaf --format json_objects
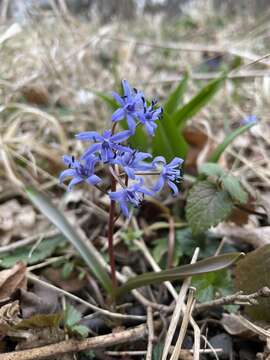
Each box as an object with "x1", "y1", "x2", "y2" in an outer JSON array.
[
  {"x1": 115, "y1": 252, "x2": 243, "y2": 298},
  {"x1": 171, "y1": 74, "x2": 226, "y2": 128},
  {"x1": 199, "y1": 163, "x2": 225, "y2": 178},
  {"x1": 152, "y1": 112, "x2": 188, "y2": 160},
  {"x1": 26, "y1": 187, "x2": 113, "y2": 296},
  {"x1": 64, "y1": 304, "x2": 81, "y2": 328},
  {"x1": 61, "y1": 261, "x2": 74, "y2": 280},
  {"x1": 163, "y1": 73, "x2": 188, "y2": 115},
  {"x1": 0, "y1": 236, "x2": 66, "y2": 268},
  {"x1": 222, "y1": 175, "x2": 248, "y2": 204},
  {"x1": 186, "y1": 181, "x2": 234, "y2": 234},
  {"x1": 208, "y1": 121, "x2": 256, "y2": 163},
  {"x1": 71, "y1": 324, "x2": 89, "y2": 338},
  {"x1": 93, "y1": 91, "x2": 118, "y2": 111},
  {"x1": 152, "y1": 237, "x2": 182, "y2": 268},
  {"x1": 192, "y1": 269, "x2": 235, "y2": 303}
]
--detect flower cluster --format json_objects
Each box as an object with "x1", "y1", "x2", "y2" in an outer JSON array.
[{"x1": 60, "y1": 80, "x2": 183, "y2": 217}]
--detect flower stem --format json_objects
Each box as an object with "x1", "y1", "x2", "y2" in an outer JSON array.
[{"x1": 108, "y1": 174, "x2": 117, "y2": 289}]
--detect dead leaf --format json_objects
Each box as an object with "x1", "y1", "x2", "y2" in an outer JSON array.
[
  {"x1": 0, "y1": 301, "x2": 21, "y2": 335},
  {"x1": 212, "y1": 224, "x2": 270, "y2": 248},
  {"x1": 222, "y1": 313, "x2": 256, "y2": 338},
  {"x1": 235, "y1": 245, "x2": 270, "y2": 321},
  {"x1": 21, "y1": 84, "x2": 50, "y2": 106},
  {"x1": 0, "y1": 262, "x2": 27, "y2": 300}
]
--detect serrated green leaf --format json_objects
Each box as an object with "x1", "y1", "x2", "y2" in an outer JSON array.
[
  {"x1": 222, "y1": 175, "x2": 248, "y2": 204},
  {"x1": 163, "y1": 73, "x2": 188, "y2": 115},
  {"x1": 26, "y1": 187, "x2": 113, "y2": 296},
  {"x1": 64, "y1": 304, "x2": 81, "y2": 328},
  {"x1": 199, "y1": 163, "x2": 225, "y2": 178},
  {"x1": 171, "y1": 74, "x2": 226, "y2": 128},
  {"x1": 192, "y1": 270, "x2": 235, "y2": 303},
  {"x1": 186, "y1": 181, "x2": 234, "y2": 234},
  {"x1": 71, "y1": 324, "x2": 89, "y2": 338},
  {"x1": 115, "y1": 252, "x2": 243, "y2": 298},
  {"x1": 208, "y1": 121, "x2": 256, "y2": 163},
  {"x1": 0, "y1": 236, "x2": 66, "y2": 268}
]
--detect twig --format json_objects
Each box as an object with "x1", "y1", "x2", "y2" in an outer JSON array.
[
  {"x1": 27, "y1": 273, "x2": 146, "y2": 321},
  {"x1": 146, "y1": 307, "x2": 154, "y2": 360},
  {"x1": 195, "y1": 287, "x2": 270, "y2": 313},
  {"x1": 0, "y1": 322, "x2": 157, "y2": 360}
]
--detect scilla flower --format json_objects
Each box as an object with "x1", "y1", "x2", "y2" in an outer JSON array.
[
  {"x1": 137, "y1": 100, "x2": 163, "y2": 136},
  {"x1": 152, "y1": 156, "x2": 183, "y2": 196}
]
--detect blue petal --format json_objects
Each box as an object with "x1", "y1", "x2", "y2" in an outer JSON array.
[
  {"x1": 87, "y1": 175, "x2": 102, "y2": 185},
  {"x1": 122, "y1": 79, "x2": 132, "y2": 99},
  {"x1": 169, "y1": 157, "x2": 184, "y2": 167},
  {"x1": 112, "y1": 91, "x2": 125, "y2": 106},
  {"x1": 167, "y1": 180, "x2": 179, "y2": 196},
  {"x1": 109, "y1": 190, "x2": 125, "y2": 202},
  {"x1": 120, "y1": 199, "x2": 129, "y2": 217},
  {"x1": 124, "y1": 166, "x2": 135, "y2": 179},
  {"x1": 127, "y1": 115, "x2": 136, "y2": 134},
  {"x1": 76, "y1": 131, "x2": 103, "y2": 141},
  {"x1": 152, "y1": 176, "x2": 165, "y2": 192},
  {"x1": 111, "y1": 130, "x2": 131, "y2": 142},
  {"x1": 153, "y1": 156, "x2": 166, "y2": 166},
  {"x1": 59, "y1": 169, "x2": 76, "y2": 183},
  {"x1": 68, "y1": 177, "x2": 83, "y2": 190},
  {"x1": 63, "y1": 155, "x2": 73, "y2": 166},
  {"x1": 81, "y1": 143, "x2": 102, "y2": 159},
  {"x1": 112, "y1": 108, "x2": 125, "y2": 122},
  {"x1": 145, "y1": 122, "x2": 155, "y2": 136}
]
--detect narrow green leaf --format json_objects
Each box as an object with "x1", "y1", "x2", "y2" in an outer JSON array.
[
  {"x1": 186, "y1": 181, "x2": 234, "y2": 234},
  {"x1": 93, "y1": 91, "x2": 118, "y2": 111},
  {"x1": 222, "y1": 175, "x2": 248, "y2": 204},
  {"x1": 163, "y1": 73, "x2": 188, "y2": 115},
  {"x1": 171, "y1": 74, "x2": 226, "y2": 127},
  {"x1": 115, "y1": 252, "x2": 243, "y2": 298},
  {"x1": 152, "y1": 112, "x2": 188, "y2": 160},
  {"x1": 208, "y1": 122, "x2": 256, "y2": 163},
  {"x1": 26, "y1": 187, "x2": 113, "y2": 296}
]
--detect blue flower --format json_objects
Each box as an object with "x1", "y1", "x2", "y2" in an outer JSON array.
[
  {"x1": 240, "y1": 115, "x2": 257, "y2": 126},
  {"x1": 60, "y1": 155, "x2": 101, "y2": 190},
  {"x1": 152, "y1": 156, "x2": 183, "y2": 196},
  {"x1": 109, "y1": 179, "x2": 154, "y2": 217},
  {"x1": 114, "y1": 150, "x2": 153, "y2": 179},
  {"x1": 111, "y1": 80, "x2": 144, "y2": 134},
  {"x1": 137, "y1": 100, "x2": 163, "y2": 136},
  {"x1": 76, "y1": 129, "x2": 132, "y2": 163}
]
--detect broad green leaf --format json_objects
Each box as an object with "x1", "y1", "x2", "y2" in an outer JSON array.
[
  {"x1": 208, "y1": 121, "x2": 256, "y2": 163},
  {"x1": 115, "y1": 252, "x2": 243, "y2": 298},
  {"x1": 192, "y1": 269, "x2": 235, "y2": 303},
  {"x1": 64, "y1": 304, "x2": 81, "y2": 328},
  {"x1": 199, "y1": 163, "x2": 225, "y2": 178},
  {"x1": 235, "y1": 245, "x2": 270, "y2": 321},
  {"x1": 26, "y1": 187, "x2": 113, "y2": 296},
  {"x1": 163, "y1": 73, "x2": 188, "y2": 115},
  {"x1": 171, "y1": 74, "x2": 226, "y2": 127},
  {"x1": 0, "y1": 236, "x2": 66, "y2": 268},
  {"x1": 186, "y1": 181, "x2": 234, "y2": 234},
  {"x1": 222, "y1": 175, "x2": 248, "y2": 204},
  {"x1": 152, "y1": 112, "x2": 188, "y2": 160}
]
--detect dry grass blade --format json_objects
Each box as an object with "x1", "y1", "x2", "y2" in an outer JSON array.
[
  {"x1": 161, "y1": 248, "x2": 199, "y2": 360},
  {"x1": 169, "y1": 287, "x2": 196, "y2": 360}
]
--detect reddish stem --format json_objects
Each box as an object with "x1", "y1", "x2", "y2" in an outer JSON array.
[{"x1": 108, "y1": 175, "x2": 117, "y2": 289}]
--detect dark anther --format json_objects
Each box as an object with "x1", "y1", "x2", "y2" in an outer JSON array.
[
  {"x1": 133, "y1": 87, "x2": 138, "y2": 93},
  {"x1": 71, "y1": 155, "x2": 75, "y2": 162},
  {"x1": 141, "y1": 96, "x2": 145, "y2": 103}
]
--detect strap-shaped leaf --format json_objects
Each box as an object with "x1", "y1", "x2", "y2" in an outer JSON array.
[
  {"x1": 171, "y1": 74, "x2": 226, "y2": 128},
  {"x1": 116, "y1": 252, "x2": 243, "y2": 298},
  {"x1": 26, "y1": 187, "x2": 114, "y2": 296},
  {"x1": 208, "y1": 121, "x2": 256, "y2": 163},
  {"x1": 163, "y1": 73, "x2": 188, "y2": 115}
]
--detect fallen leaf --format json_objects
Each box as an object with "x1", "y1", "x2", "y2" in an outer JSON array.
[
  {"x1": 0, "y1": 301, "x2": 20, "y2": 335},
  {"x1": 221, "y1": 313, "x2": 256, "y2": 337},
  {"x1": 21, "y1": 84, "x2": 50, "y2": 106},
  {"x1": 0, "y1": 262, "x2": 27, "y2": 300}
]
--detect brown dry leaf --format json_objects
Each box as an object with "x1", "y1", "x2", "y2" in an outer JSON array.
[
  {"x1": 221, "y1": 313, "x2": 256, "y2": 338},
  {"x1": 0, "y1": 262, "x2": 27, "y2": 300},
  {"x1": 0, "y1": 200, "x2": 36, "y2": 245},
  {"x1": 235, "y1": 245, "x2": 270, "y2": 321},
  {"x1": 0, "y1": 301, "x2": 21, "y2": 335},
  {"x1": 21, "y1": 84, "x2": 50, "y2": 106}
]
